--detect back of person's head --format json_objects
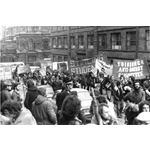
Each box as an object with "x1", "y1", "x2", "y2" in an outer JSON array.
[
  {"x1": 96, "y1": 95, "x2": 108, "y2": 104},
  {"x1": 61, "y1": 95, "x2": 81, "y2": 120},
  {"x1": 1, "y1": 100, "x2": 22, "y2": 117}
]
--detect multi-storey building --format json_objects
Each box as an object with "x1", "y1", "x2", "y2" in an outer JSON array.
[{"x1": 0, "y1": 26, "x2": 150, "y2": 66}]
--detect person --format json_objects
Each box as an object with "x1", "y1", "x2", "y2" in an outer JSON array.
[
  {"x1": 1, "y1": 100, "x2": 36, "y2": 125},
  {"x1": 58, "y1": 95, "x2": 82, "y2": 125},
  {"x1": 91, "y1": 103, "x2": 118, "y2": 125},
  {"x1": 1, "y1": 80, "x2": 13, "y2": 105},
  {"x1": 32, "y1": 87, "x2": 57, "y2": 125},
  {"x1": 124, "y1": 81, "x2": 145, "y2": 124},
  {"x1": 11, "y1": 80, "x2": 22, "y2": 102},
  {"x1": 56, "y1": 81, "x2": 73, "y2": 112},
  {"x1": 24, "y1": 79, "x2": 39, "y2": 112}
]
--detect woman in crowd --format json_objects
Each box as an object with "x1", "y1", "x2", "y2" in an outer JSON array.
[{"x1": 133, "y1": 101, "x2": 150, "y2": 125}]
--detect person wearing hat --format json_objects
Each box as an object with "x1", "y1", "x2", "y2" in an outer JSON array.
[{"x1": 1, "y1": 79, "x2": 13, "y2": 105}]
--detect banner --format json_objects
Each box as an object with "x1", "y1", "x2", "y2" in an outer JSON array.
[
  {"x1": 0, "y1": 66, "x2": 12, "y2": 80},
  {"x1": 18, "y1": 65, "x2": 31, "y2": 74},
  {"x1": 70, "y1": 58, "x2": 95, "y2": 74},
  {"x1": 113, "y1": 59, "x2": 150, "y2": 79},
  {"x1": 95, "y1": 59, "x2": 113, "y2": 77}
]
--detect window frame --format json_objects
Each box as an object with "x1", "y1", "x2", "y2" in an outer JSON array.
[
  {"x1": 126, "y1": 31, "x2": 137, "y2": 50},
  {"x1": 111, "y1": 32, "x2": 121, "y2": 50},
  {"x1": 87, "y1": 34, "x2": 94, "y2": 49},
  {"x1": 98, "y1": 33, "x2": 107, "y2": 49}
]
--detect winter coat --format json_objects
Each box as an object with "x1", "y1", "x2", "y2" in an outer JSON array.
[
  {"x1": 56, "y1": 90, "x2": 69, "y2": 111},
  {"x1": 24, "y1": 87, "x2": 39, "y2": 112},
  {"x1": 32, "y1": 95, "x2": 57, "y2": 125}
]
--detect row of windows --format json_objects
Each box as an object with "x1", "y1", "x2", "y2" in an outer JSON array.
[{"x1": 19, "y1": 30, "x2": 150, "y2": 51}]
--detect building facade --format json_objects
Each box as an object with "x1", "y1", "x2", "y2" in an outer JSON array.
[{"x1": 0, "y1": 26, "x2": 150, "y2": 66}]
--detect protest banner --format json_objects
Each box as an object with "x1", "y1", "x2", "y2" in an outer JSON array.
[
  {"x1": 113, "y1": 59, "x2": 150, "y2": 79},
  {"x1": 0, "y1": 66, "x2": 12, "y2": 80},
  {"x1": 18, "y1": 65, "x2": 31, "y2": 74},
  {"x1": 95, "y1": 59, "x2": 113, "y2": 77},
  {"x1": 70, "y1": 58, "x2": 95, "y2": 74}
]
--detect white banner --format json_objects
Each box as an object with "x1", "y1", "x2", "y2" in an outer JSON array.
[{"x1": 95, "y1": 59, "x2": 113, "y2": 77}]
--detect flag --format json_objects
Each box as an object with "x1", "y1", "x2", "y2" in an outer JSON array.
[
  {"x1": 95, "y1": 59, "x2": 113, "y2": 77},
  {"x1": 91, "y1": 65, "x2": 97, "y2": 77}
]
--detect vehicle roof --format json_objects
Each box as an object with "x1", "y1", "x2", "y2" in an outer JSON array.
[
  {"x1": 37, "y1": 84, "x2": 53, "y2": 89},
  {"x1": 71, "y1": 88, "x2": 89, "y2": 92}
]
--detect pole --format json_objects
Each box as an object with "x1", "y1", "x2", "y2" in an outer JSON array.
[
  {"x1": 135, "y1": 26, "x2": 139, "y2": 59},
  {"x1": 68, "y1": 26, "x2": 71, "y2": 73}
]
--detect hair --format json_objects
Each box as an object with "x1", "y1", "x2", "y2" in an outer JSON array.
[
  {"x1": 61, "y1": 95, "x2": 81, "y2": 120},
  {"x1": 38, "y1": 87, "x2": 46, "y2": 96},
  {"x1": 139, "y1": 101, "x2": 150, "y2": 113},
  {"x1": 27, "y1": 79, "x2": 35, "y2": 89},
  {"x1": 96, "y1": 95, "x2": 108, "y2": 104},
  {"x1": 1, "y1": 100, "x2": 22, "y2": 116}
]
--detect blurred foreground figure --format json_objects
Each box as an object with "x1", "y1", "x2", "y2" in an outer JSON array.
[
  {"x1": 58, "y1": 95, "x2": 82, "y2": 125},
  {"x1": 1, "y1": 100, "x2": 36, "y2": 125},
  {"x1": 32, "y1": 87, "x2": 57, "y2": 125}
]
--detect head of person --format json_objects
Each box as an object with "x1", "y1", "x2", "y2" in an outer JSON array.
[
  {"x1": 133, "y1": 81, "x2": 141, "y2": 91},
  {"x1": 66, "y1": 81, "x2": 73, "y2": 91},
  {"x1": 3, "y1": 80, "x2": 12, "y2": 91},
  {"x1": 120, "y1": 75, "x2": 125, "y2": 81},
  {"x1": 1, "y1": 100, "x2": 22, "y2": 122},
  {"x1": 128, "y1": 76, "x2": 135, "y2": 84},
  {"x1": 61, "y1": 95, "x2": 81, "y2": 120},
  {"x1": 11, "y1": 80, "x2": 20, "y2": 90},
  {"x1": 139, "y1": 101, "x2": 150, "y2": 113},
  {"x1": 98, "y1": 103, "x2": 110, "y2": 120}
]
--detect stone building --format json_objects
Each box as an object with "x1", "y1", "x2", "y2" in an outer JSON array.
[{"x1": 0, "y1": 26, "x2": 150, "y2": 66}]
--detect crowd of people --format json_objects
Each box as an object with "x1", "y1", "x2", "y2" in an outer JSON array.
[{"x1": 0, "y1": 67, "x2": 150, "y2": 125}]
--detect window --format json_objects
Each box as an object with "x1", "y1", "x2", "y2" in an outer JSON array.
[
  {"x1": 70, "y1": 36, "x2": 75, "y2": 49},
  {"x1": 64, "y1": 56, "x2": 68, "y2": 61},
  {"x1": 98, "y1": 34, "x2": 107, "y2": 49},
  {"x1": 57, "y1": 37, "x2": 62, "y2": 48},
  {"x1": 63, "y1": 37, "x2": 68, "y2": 48},
  {"x1": 28, "y1": 56, "x2": 36, "y2": 62},
  {"x1": 28, "y1": 39, "x2": 34, "y2": 50},
  {"x1": 52, "y1": 37, "x2": 57, "y2": 48},
  {"x1": 32, "y1": 26, "x2": 40, "y2": 33},
  {"x1": 58, "y1": 56, "x2": 63, "y2": 62},
  {"x1": 111, "y1": 33, "x2": 121, "y2": 50},
  {"x1": 78, "y1": 35, "x2": 84, "y2": 49},
  {"x1": 126, "y1": 31, "x2": 136, "y2": 50},
  {"x1": 43, "y1": 39, "x2": 49, "y2": 50},
  {"x1": 146, "y1": 30, "x2": 150, "y2": 50},
  {"x1": 87, "y1": 34, "x2": 94, "y2": 49}
]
